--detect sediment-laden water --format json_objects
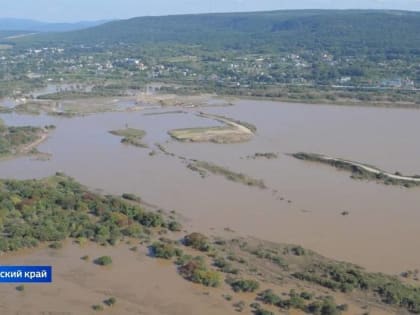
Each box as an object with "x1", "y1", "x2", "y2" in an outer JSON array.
[{"x1": 1, "y1": 100, "x2": 420, "y2": 274}]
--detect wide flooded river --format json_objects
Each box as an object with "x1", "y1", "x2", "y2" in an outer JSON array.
[{"x1": 1, "y1": 99, "x2": 420, "y2": 274}]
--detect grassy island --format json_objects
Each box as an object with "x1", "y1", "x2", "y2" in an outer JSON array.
[
  {"x1": 0, "y1": 120, "x2": 48, "y2": 158},
  {"x1": 109, "y1": 128, "x2": 147, "y2": 148},
  {"x1": 169, "y1": 113, "x2": 255, "y2": 144}
]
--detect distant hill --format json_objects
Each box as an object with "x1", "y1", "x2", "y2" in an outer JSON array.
[
  {"x1": 9, "y1": 10, "x2": 420, "y2": 57},
  {"x1": 0, "y1": 18, "x2": 109, "y2": 32}
]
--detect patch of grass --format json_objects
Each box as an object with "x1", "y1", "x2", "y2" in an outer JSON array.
[{"x1": 109, "y1": 128, "x2": 147, "y2": 148}]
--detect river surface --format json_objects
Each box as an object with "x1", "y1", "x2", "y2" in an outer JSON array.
[{"x1": 1, "y1": 100, "x2": 420, "y2": 274}]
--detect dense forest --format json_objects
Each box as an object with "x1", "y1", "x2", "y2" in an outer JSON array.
[
  {"x1": 0, "y1": 174, "x2": 169, "y2": 251},
  {"x1": 12, "y1": 10, "x2": 420, "y2": 59}
]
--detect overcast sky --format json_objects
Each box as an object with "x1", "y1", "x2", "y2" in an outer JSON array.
[{"x1": 2, "y1": 0, "x2": 420, "y2": 22}]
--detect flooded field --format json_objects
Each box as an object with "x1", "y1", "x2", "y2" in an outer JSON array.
[
  {"x1": 0, "y1": 242, "x2": 238, "y2": 315},
  {"x1": 1, "y1": 99, "x2": 420, "y2": 274}
]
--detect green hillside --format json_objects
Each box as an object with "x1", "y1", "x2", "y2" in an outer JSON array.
[{"x1": 13, "y1": 10, "x2": 420, "y2": 58}]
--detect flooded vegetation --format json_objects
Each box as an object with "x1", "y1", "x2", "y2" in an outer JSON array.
[
  {"x1": 246, "y1": 152, "x2": 279, "y2": 160},
  {"x1": 292, "y1": 152, "x2": 420, "y2": 188},
  {"x1": 0, "y1": 173, "x2": 173, "y2": 251},
  {"x1": 187, "y1": 160, "x2": 266, "y2": 189},
  {"x1": 0, "y1": 7, "x2": 419, "y2": 314},
  {"x1": 1, "y1": 95, "x2": 420, "y2": 314},
  {"x1": 109, "y1": 128, "x2": 147, "y2": 148},
  {"x1": 1, "y1": 99, "x2": 420, "y2": 275}
]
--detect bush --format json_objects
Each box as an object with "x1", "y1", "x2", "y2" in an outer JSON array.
[
  {"x1": 184, "y1": 232, "x2": 210, "y2": 251},
  {"x1": 92, "y1": 304, "x2": 104, "y2": 311},
  {"x1": 168, "y1": 221, "x2": 182, "y2": 232},
  {"x1": 16, "y1": 285, "x2": 25, "y2": 292},
  {"x1": 104, "y1": 297, "x2": 116, "y2": 306},
  {"x1": 213, "y1": 257, "x2": 240, "y2": 274},
  {"x1": 258, "y1": 289, "x2": 282, "y2": 305},
  {"x1": 254, "y1": 309, "x2": 274, "y2": 315},
  {"x1": 306, "y1": 297, "x2": 341, "y2": 315},
  {"x1": 288, "y1": 290, "x2": 306, "y2": 309},
  {"x1": 121, "y1": 193, "x2": 141, "y2": 202},
  {"x1": 138, "y1": 212, "x2": 164, "y2": 227},
  {"x1": 94, "y1": 256, "x2": 113, "y2": 266},
  {"x1": 49, "y1": 241, "x2": 63, "y2": 249},
  {"x1": 233, "y1": 301, "x2": 246, "y2": 312},
  {"x1": 150, "y1": 241, "x2": 182, "y2": 259},
  {"x1": 300, "y1": 291, "x2": 314, "y2": 300},
  {"x1": 229, "y1": 278, "x2": 260, "y2": 293},
  {"x1": 291, "y1": 246, "x2": 306, "y2": 256},
  {"x1": 178, "y1": 256, "x2": 221, "y2": 287}
]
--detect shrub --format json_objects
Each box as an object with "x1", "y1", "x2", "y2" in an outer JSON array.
[
  {"x1": 229, "y1": 279, "x2": 260, "y2": 293},
  {"x1": 92, "y1": 304, "x2": 104, "y2": 311},
  {"x1": 213, "y1": 257, "x2": 240, "y2": 274},
  {"x1": 233, "y1": 301, "x2": 246, "y2": 312},
  {"x1": 175, "y1": 253, "x2": 193, "y2": 266},
  {"x1": 291, "y1": 246, "x2": 306, "y2": 256},
  {"x1": 16, "y1": 285, "x2": 25, "y2": 292},
  {"x1": 300, "y1": 291, "x2": 314, "y2": 300},
  {"x1": 122, "y1": 222, "x2": 143, "y2": 237},
  {"x1": 104, "y1": 297, "x2": 116, "y2": 306},
  {"x1": 258, "y1": 289, "x2": 282, "y2": 305},
  {"x1": 168, "y1": 221, "x2": 182, "y2": 232},
  {"x1": 138, "y1": 212, "x2": 164, "y2": 227},
  {"x1": 184, "y1": 232, "x2": 210, "y2": 251},
  {"x1": 306, "y1": 297, "x2": 341, "y2": 315},
  {"x1": 49, "y1": 241, "x2": 63, "y2": 249},
  {"x1": 288, "y1": 290, "x2": 306, "y2": 309},
  {"x1": 150, "y1": 241, "x2": 181, "y2": 259},
  {"x1": 94, "y1": 256, "x2": 113, "y2": 266},
  {"x1": 121, "y1": 193, "x2": 141, "y2": 202},
  {"x1": 337, "y1": 304, "x2": 348, "y2": 311},
  {"x1": 179, "y1": 256, "x2": 221, "y2": 287},
  {"x1": 254, "y1": 309, "x2": 274, "y2": 315}
]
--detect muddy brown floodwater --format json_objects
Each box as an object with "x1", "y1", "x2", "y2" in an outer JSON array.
[
  {"x1": 0, "y1": 241, "x2": 238, "y2": 315},
  {"x1": 0, "y1": 100, "x2": 420, "y2": 274}
]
